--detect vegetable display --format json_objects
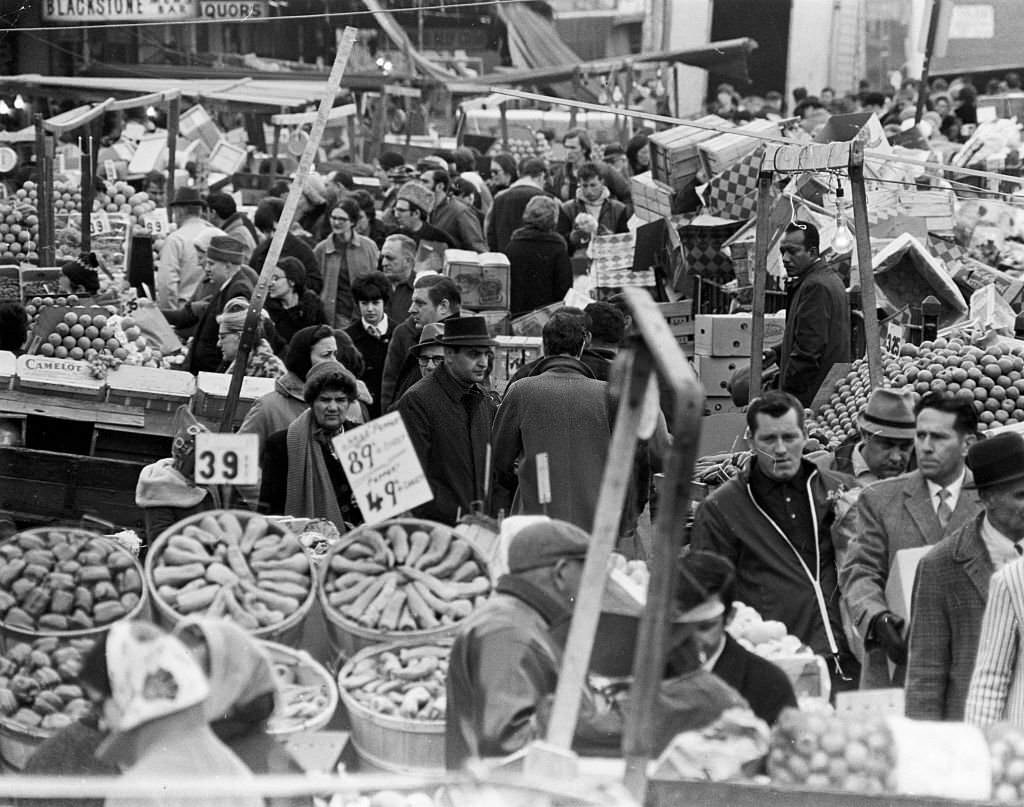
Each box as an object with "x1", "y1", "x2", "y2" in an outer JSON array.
[
  {"x1": 0, "y1": 637, "x2": 95, "y2": 732},
  {"x1": 0, "y1": 529, "x2": 144, "y2": 633},
  {"x1": 147, "y1": 511, "x2": 313, "y2": 630},
  {"x1": 321, "y1": 521, "x2": 490, "y2": 634},
  {"x1": 264, "y1": 644, "x2": 337, "y2": 734},
  {"x1": 339, "y1": 644, "x2": 449, "y2": 721}
]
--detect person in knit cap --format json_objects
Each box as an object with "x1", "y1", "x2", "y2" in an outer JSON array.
[
  {"x1": 265, "y1": 256, "x2": 327, "y2": 351},
  {"x1": 393, "y1": 180, "x2": 457, "y2": 248},
  {"x1": 216, "y1": 296, "x2": 286, "y2": 380},
  {"x1": 59, "y1": 253, "x2": 101, "y2": 295},
  {"x1": 259, "y1": 359, "x2": 362, "y2": 528},
  {"x1": 163, "y1": 234, "x2": 254, "y2": 374}
]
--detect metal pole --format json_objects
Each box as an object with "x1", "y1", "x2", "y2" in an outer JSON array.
[
  {"x1": 748, "y1": 169, "x2": 774, "y2": 402},
  {"x1": 80, "y1": 126, "x2": 94, "y2": 255},
  {"x1": 218, "y1": 27, "x2": 358, "y2": 433},
  {"x1": 166, "y1": 95, "x2": 180, "y2": 214},
  {"x1": 849, "y1": 139, "x2": 883, "y2": 388},
  {"x1": 915, "y1": 0, "x2": 943, "y2": 125},
  {"x1": 34, "y1": 115, "x2": 55, "y2": 267}
]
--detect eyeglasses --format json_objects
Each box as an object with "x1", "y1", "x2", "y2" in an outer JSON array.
[
  {"x1": 330, "y1": 215, "x2": 350, "y2": 222},
  {"x1": 418, "y1": 356, "x2": 444, "y2": 367},
  {"x1": 270, "y1": 274, "x2": 286, "y2": 282}
]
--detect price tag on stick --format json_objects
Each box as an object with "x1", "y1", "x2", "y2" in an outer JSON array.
[
  {"x1": 333, "y1": 412, "x2": 433, "y2": 525},
  {"x1": 194, "y1": 433, "x2": 260, "y2": 485}
]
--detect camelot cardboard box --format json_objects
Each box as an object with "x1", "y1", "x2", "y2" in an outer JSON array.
[
  {"x1": 15, "y1": 354, "x2": 105, "y2": 399},
  {"x1": 695, "y1": 312, "x2": 786, "y2": 357}
]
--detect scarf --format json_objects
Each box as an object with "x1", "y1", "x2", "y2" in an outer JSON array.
[
  {"x1": 284, "y1": 409, "x2": 346, "y2": 528},
  {"x1": 495, "y1": 574, "x2": 572, "y2": 630}
]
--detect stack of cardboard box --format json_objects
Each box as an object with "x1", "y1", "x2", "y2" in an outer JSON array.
[{"x1": 694, "y1": 312, "x2": 786, "y2": 415}]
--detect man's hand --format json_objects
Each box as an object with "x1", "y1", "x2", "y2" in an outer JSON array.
[{"x1": 870, "y1": 611, "x2": 907, "y2": 665}]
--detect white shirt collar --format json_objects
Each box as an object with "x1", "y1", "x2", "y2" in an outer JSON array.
[
  {"x1": 363, "y1": 314, "x2": 388, "y2": 337},
  {"x1": 851, "y1": 444, "x2": 878, "y2": 483},
  {"x1": 701, "y1": 636, "x2": 728, "y2": 672},
  {"x1": 980, "y1": 515, "x2": 1022, "y2": 570},
  {"x1": 926, "y1": 467, "x2": 966, "y2": 512}
]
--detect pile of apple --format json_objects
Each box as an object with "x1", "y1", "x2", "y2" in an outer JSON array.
[
  {"x1": 768, "y1": 708, "x2": 896, "y2": 794},
  {"x1": 806, "y1": 335, "x2": 1024, "y2": 448},
  {"x1": 986, "y1": 724, "x2": 1024, "y2": 803},
  {"x1": 487, "y1": 134, "x2": 551, "y2": 163},
  {"x1": 728, "y1": 601, "x2": 808, "y2": 658}
]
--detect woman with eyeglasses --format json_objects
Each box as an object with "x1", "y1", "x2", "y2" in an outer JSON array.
[
  {"x1": 265, "y1": 256, "x2": 326, "y2": 352},
  {"x1": 313, "y1": 198, "x2": 379, "y2": 330},
  {"x1": 216, "y1": 296, "x2": 286, "y2": 380}
]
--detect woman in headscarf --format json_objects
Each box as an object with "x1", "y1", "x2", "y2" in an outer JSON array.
[
  {"x1": 265, "y1": 257, "x2": 326, "y2": 352},
  {"x1": 216, "y1": 296, "x2": 287, "y2": 380},
  {"x1": 258, "y1": 360, "x2": 362, "y2": 528},
  {"x1": 81, "y1": 621, "x2": 261, "y2": 807},
  {"x1": 173, "y1": 619, "x2": 310, "y2": 807},
  {"x1": 505, "y1": 195, "x2": 572, "y2": 316}
]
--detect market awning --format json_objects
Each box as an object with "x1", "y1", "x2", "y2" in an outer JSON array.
[
  {"x1": 456, "y1": 37, "x2": 758, "y2": 88},
  {"x1": 494, "y1": 2, "x2": 582, "y2": 71}
]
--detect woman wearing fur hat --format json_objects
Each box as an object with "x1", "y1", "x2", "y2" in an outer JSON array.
[{"x1": 216, "y1": 297, "x2": 286, "y2": 380}]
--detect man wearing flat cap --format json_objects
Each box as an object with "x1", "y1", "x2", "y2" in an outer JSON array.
[
  {"x1": 841, "y1": 391, "x2": 982, "y2": 689},
  {"x1": 445, "y1": 519, "x2": 587, "y2": 768},
  {"x1": 909, "y1": 430, "x2": 1024, "y2": 721},
  {"x1": 156, "y1": 187, "x2": 215, "y2": 311},
  {"x1": 397, "y1": 316, "x2": 497, "y2": 525},
  {"x1": 163, "y1": 235, "x2": 254, "y2": 374}
]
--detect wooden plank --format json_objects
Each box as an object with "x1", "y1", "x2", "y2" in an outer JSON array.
[
  {"x1": 0, "y1": 390, "x2": 146, "y2": 428},
  {"x1": 809, "y1": 361, "x2": 852, "y2": 412},
  {"x1": 849, "y1": 140, "x2": 883, "y2": 388},
  {"x1": 748, "y1": 170, "x2": 774, "y2": 402}
]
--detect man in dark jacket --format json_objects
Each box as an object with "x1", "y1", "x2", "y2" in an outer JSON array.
[
  {"x1": 162, "y1": 235, "x2": 254, "y2": 374},
  {"x1": 397, "y1": 316, "x2": 497, "y2": 524},
  {"x1": 393, "y1": 181, "x2": 457, "y2": 249},
  {"x1": 422, "y1": 169, "x2": 487, "y2": 252},
  {"x1": 445, "y1": 519, "x2": 587, "y2": 768},
  {"x1": 549, "y1": 129, "x2": 631, "y2": 205},
  {"x1": 691, "y1": 390, "x2": 860, "y2": 694},
  {"x1": 380, "y1": 233, "x2": 416, "y2": 324},
  {"x1": 556, "y1": 162, "x2": 630, "y2": 252},
  {"x1": 675, "y1": 550, "x2": 797, "y2": 726},
  {"x1": 777, "y1": 221, "x2": 850, "y2": 406},
  {"x1": 250, "y1": 197, "x2": 322, "y2": 293},
  {"x1": 486, "y1": 157, "x2": 549, "y2": 253},
  {"x1": 346, "y1": 272, "x2": 392, "y2": 419}
]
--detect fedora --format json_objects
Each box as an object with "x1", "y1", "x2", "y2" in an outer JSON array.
[
  {"x1": 438, "y1": 316, "x2": 496, "y2": 347},
  {"x1": 168, "y1": 187, "x2": 207, "y2": 208},
  {"x1": 410, "y1": 322, "x2": 445, "y2": 355},
  {"x1": 856, "y1": 388, "x2": 916, "y2": 440},
  {"x1": 967, "y1": 430, "x2": 1024, "y2": 489}
]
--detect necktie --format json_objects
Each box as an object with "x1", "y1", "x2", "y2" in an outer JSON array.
[
  {"x1": 936, "y1": 488, "x2": 952, "y2": 529},
  {"x1": 366, "y1": 324, "x2": 380, "y2": 339}
]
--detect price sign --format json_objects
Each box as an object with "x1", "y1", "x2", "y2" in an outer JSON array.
[
  {"x1": 885, "y1": 321, "x2": 904, "y2": 355},
  {"x1": 333, "y1": 412, "x2": 433, "y2": 525},
  {"x1": 144, "y1": 208, "x2": 169, "y2": 236},
  {"x1": 103, "y1": 159, "x2": 118, "y2": 183},
  {"x1": 194, "y1": 433, "x2": 260, "y2": 485},
  {"x1": 90, "y1": 211, "x2": 111, "y2": 236}
]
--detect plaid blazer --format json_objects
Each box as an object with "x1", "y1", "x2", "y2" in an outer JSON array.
[{"x1": 906, "y1": 514, "x2": 994, "y2": 721}]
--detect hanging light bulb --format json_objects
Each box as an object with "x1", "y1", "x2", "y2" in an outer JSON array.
[
  {"x1": 13, "y1": 95, "x2": 24, "y2": 110},
  {"x1": 0, "y1": 101, "x2": 9, "y2": 117},
  {"x1": 831, "y1": 182, "x2": 854, "y2": 254},
  {"x1": 145, "y1": 105, "x2": 157, "y2": 118}
]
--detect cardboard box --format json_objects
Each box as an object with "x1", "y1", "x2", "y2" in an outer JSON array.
[
  {"x1": 19, "y1": 267, "x2": 63, "y2": 301},
  {"x1": 649, "y1": 116, "x2": 729, "y2": 191},
  {"x1": 105, "y1": 364, "x2": 196, "y2": 412},
  {"x1": 698, "y1": 118, "x2": 778, "y2": 176},
  {"x1": 193, "y1": 372, "x2": 275, "y2": 426},
  {"x1": 0, "y1": 350, "x2": 15, "y2": 390},
  {"x1": 0, "y1": 265, "x2": 19, "y2": 303},
  {"x1": 885, "y1": 545, "x2": 932, "y2": 623},
  {"x1": 658, "y1": 300, "x2": 694, "y2": 338},
  {"x1": 771, "y1": 654, "x2": 830, "y2": 701},
  {"x1": 444, "y1": 250, "x2": 510, "y2": 311},
  {"x1": 697, "y1": 355, "x2": 742, "y2": 396},
  {"x1": 953, "y1": 257, "x2": 1024, "y2": 309},
  {"x1": 492, "y1": 336, "x2": 542, "y2": 391},
  {"x1": 703, "y1": 398, "x2": 744, "y2": 416},
  {"x1": 695, "y1": 313, "x2": 786, "y2": 357},
  {"x1": 510, "y1": 302, "x2": 561, "y2": 337},
  {"x1": 14, "y1": 353, "x2": 105, "y2": 399},
  {"x1": 630, "y1": 171, "x2": 674, "y2": 221}
]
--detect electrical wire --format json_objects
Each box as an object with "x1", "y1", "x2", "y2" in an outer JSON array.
[{"x1": 3, "y1": 0, "x2": 513, "y2": 33}]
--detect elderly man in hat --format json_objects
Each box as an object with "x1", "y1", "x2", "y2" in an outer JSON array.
[
  {"x1": 445, "y1": 518, "x2": 588, "y2": 768},
  {"x1": 393, "y1": 180, "x2": 457, "y2": 248},
  {"x1": 157, "y1": 187, "x2": 215, "y2": 311},
  {"x1": 909, "y1": 431, "x2": 1024, "y2": 721},
  {"x1": 163, "y1": 235, "x2": 254, "y2": 374},
  {"x1": 842, "y1": 391, "x2": 982, "y2": 690},
  {"x1": 397, "y1": 316, "x2": 497, "y2": 525}
]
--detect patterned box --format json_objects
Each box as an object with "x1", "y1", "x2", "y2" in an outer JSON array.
[
  {"x1": 589, "y1": 232, "x2": 652, "y2": 288},
  {"x1": 703, "y1": 146, "x2": 765, "y2": 221}
]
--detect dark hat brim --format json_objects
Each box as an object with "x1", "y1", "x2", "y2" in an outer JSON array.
[
  {"x1": 410, "y1": 339, "x2": 444, "y2": 355},
  {"x1": 437, "y1": 336, "x2": 497, "y2": 347},
  {"x1": 964, "y1": 467, "x2": 1024, "y2": 490}
]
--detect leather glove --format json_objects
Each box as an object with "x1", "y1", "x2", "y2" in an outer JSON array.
[{"x1": 870, "y1": 611, "x2": 907, "y2": 666}]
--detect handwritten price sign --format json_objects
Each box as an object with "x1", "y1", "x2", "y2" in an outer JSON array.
[{"x1": 333, "y1": 412, "x2": 433, "y2": 525}]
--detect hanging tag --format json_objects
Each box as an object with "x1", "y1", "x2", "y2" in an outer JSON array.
[{"x1": 536, "y1": 453, "x2": 552, "y2": 505}]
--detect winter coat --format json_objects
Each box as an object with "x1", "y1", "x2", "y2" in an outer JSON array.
[
  {"x1": 251, "y1": 234, "x2": 322, "y2": 293},
  {"x1": 172, "y1": 269, "x2": 255, "y2": 374},
  {"x1": 220, "y1": 213, "x2": 258, "y2": 263},
  {"x1": 156, "y1": 216, "x2": 215, "y2": 310},
  {"x1": 346, "y1": 318, "x2": 392, "y2": 418},
  {"x1": 266, "y1": 291, "x2": 327, "y2": 352},
  {"x1": 430, "y1": 197, "x2": 487, "y2": 252},
  {"x1": 712, "y1": 634, "x2": 797, "y2": 726},
  {"x1": 396, "y1": 362, "x2": 497, "y2": 525},
  {"x1": 491, "y1": 356, "x2": 610, "y2": 531},
  {"x1": 779, "y1": 260, "x2": 851, "y2": 406},
  {"x1": 312, "y1": 233, "x2": 379, "y2": 328},
  {"x1": 486, "y1": 182, "x2": 548, "y2": 253},
  {"x1": 556, "y1": 196, "x2": 629, "y2": 250},
  {"x1": 690, "y1": 459, "x2": 853, "y2": 662},
  {"x1": 505, "y1": 226, "x2": 572, "y2": 316}
]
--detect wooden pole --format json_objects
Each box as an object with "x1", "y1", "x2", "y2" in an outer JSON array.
[
  {"x1": 34, "y1": 115, "x2": 55, "y2": 267},
  {"x1": 80, "y1": 125, "x2": 93, "y2": 255},
  {"x1": 915, "y1": 0, "x2": 943, "y2": 125},
  {"x1": 544, "y1": 348, "x2": 647, "y2": 750},
  {"x1": 271, "y1": 124, "x2": 281, "y2": 188},
  {"x1": 166, "y1": 95, "x2": 180, "y2": 214},
  {"x1": 849, "y1": 139, "x2": 883, "y2": 388},
  {"x1": 217, "y1": 26, "x2": 358, "y2": 434},
  {"x1": 499, "y1": 101, "x2": 509, "y2": 153},
  {"x1": 620, "y1": 288, "x2": 704, "y2": 801},
  {"x1": 748, "y1": 169, "x2": 774, "y2": 402}
]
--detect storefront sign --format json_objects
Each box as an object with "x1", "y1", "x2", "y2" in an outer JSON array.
[
  {"x1": 197, "y1": 0, "x2": 267, "y2": 19},
  {"x1": 949, "y1": 4, "x2": 994, "y2": 39},
  {"x1": 333, "y1": 412, "x2": 433, "y2": 525},
  {"x1": 42, "y1": 0, "x2": 196, "y2": 22}
]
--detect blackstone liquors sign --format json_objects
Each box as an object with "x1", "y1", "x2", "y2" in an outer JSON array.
[{"x1": 43, "y1": 0, "x2": 197, "y2": 21}]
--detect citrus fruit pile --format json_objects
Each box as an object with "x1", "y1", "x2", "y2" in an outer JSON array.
[
  {"x1": 806, "y1": 336, "x2": 1024, "y2": 447},
  {"x1": 987, "y1": 724, "x2": 1024, "y2": 803},
  {"x1": 768, "y1": 708, "x2": 896, "y2": 794}
]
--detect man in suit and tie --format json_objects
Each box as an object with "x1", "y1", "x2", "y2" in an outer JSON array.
[
  {"x1": 840, "y1": 392, "x2": 982, "y2": 689},
  {"x1": 910, "y1": 431, "x2": 1024, "y2": 721}
]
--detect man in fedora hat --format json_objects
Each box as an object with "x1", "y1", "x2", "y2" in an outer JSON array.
[
  {"x1": 843, "y1": 391, "x2": 982, "y2": 691},
  {"x1": 163, "y1": 235, "x2": 254, "y2": 374},
  {"x1": 157, "y1": 187, "x2": 215, "y2": 311},
  {"x1": 396, "y1": 315, "x2": 497, "y2": 524},
  {"x1": 910, "y1": 430, "x2": 1024, "y2": 721},
  {"x1": 492, "y1": 308, "x2": 611, "y2": 532},
  {"x1": 833, "y1": 387, "x2": 917, "y2": 483},
  {"x1": 962, "y1": 431, "x2": 1024, "y2": 726}
]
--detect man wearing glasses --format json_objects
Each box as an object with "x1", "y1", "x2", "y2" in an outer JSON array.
[
  {"x1": 393, "y1": 181, "x2": 457, "y2": 248},
  {"x1": 775, "y1": 220, "x2": 850, "y2": 406},
  {"x1": 397, "y1": 316, "x2": 498, "y2": 525},
  {"x1": 313, "y1": 199, "x2": 379, "y2": 329}
]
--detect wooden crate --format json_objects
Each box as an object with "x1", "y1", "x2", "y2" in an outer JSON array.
[
  {"x1": 649, "y1": 116, "x2": 729, "y2": 191},
  {"x1": 193, "y1": 372, "x2": 275, "y2": 427},
  {"x1": 631, "y1": 171, "x2": 675, "y2": 221},
  {"x1": 105, "y1": 364, "x2": 196, "y2": 413},
  {"x1": 0, "y1": 265, "x2": 18, "y2": 303},
  {"x1": 698, "y1": 118, "x2": 778, "y2": 176}
]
